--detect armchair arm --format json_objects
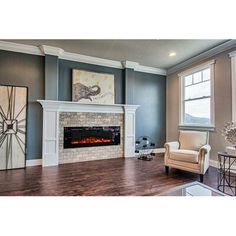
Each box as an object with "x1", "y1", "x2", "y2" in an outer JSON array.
[
  {"x1": 199, "y1": 144, "x2": 211, "y2": 174},
  {"x1": 164, "y1": 141, "x2": 179, "y2": 165},
  {"x1": 164, "y1": 141, "x2": 180, "y2": 151},
  {"x1": 199, "y1": 144, "x2": 211, "y2": 155}
]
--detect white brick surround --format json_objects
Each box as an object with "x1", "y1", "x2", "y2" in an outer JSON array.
[
  {"x1": 59, "y1": 112, "x2": 124, "y2": 164},
  {"x1": 37, "y1": 100, "x2": 139, "y2": 167}
]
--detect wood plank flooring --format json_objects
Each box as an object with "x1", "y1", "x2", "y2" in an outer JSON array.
[{"x1": 0, "y1": 155, "x2": 218, "y2": 196}]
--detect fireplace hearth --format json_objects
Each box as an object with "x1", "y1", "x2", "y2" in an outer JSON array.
[{"x1": 64, "y1": 126, "x2": 120, "y2": 149}]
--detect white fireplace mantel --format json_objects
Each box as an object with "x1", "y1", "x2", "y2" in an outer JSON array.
[{"x1": 37, "y1": 100, "x2": 140, "y2": 167}]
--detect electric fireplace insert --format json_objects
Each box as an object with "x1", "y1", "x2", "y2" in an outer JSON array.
[{"x1": 64, "y1": 126, "x2": 120, "y2": 149}]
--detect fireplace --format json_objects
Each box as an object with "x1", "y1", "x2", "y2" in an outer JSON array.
[{"x1": 64, "y1": 126, "x2": 120, "y2": 149}]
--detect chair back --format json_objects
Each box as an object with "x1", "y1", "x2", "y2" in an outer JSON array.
[{"x1": 179, "y1": 130, "x2": 208, "y2": 151}]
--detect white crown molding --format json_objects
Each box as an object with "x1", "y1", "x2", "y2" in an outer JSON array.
[
  {"x1": 39, "y1": 45, "x2": 64, "y2": 57},
  {"x1": 0, "y1": 40, "x2": 43, "y2": 56},
  {"x1": 135, "y1": 64, "x2": 166, "y2": 75},
  {"x1": 167, "y1": 40, "x2": 236, "y2": 75},
  {"x1": 61, "y1": 51, "x2": 123, "y2": 69},
  {"x1": 0, "y1": 40, "x2": 166, "y2": 75},
  {"x1": 122, "y1": 60, "x2": 166, "y2": 75},
  {"x1": 122, "y1": 60, "x2": 139, "y2": 69}
]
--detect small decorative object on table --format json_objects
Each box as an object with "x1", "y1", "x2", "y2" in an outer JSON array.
[
  {"x1": 135, "y1": 136, "x2": 155, "y2": 161},
  {"x1": 222, "y1": 122, "x2": 236, "y2": 156}
]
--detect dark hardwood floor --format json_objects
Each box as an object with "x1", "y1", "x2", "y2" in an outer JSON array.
[{"x1": 0, "y1": 155, "x2": 218, "y2": 196}]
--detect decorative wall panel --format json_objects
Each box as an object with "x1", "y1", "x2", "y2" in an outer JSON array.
[{"x1": 0, "y1": 85, "x2": 28, "y2": 170}]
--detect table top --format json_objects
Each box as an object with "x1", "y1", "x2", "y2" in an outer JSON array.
[
  {"x1": 158, "y1": 181, "x2": 226, "y2": 196},
  {"x1": 218, "y1": 151, "x2": 236, "y2": 158}
]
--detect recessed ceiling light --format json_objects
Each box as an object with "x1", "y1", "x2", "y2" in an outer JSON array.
[{"x1": 169, "y1": 52, "x2": 176, "y2": 57}]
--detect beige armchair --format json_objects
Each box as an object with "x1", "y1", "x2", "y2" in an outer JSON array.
[{"x1": 164, "y1": 130, "x2": 211, "y2": 182}]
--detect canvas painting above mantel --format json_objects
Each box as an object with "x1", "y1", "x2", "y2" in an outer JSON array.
[{"x1": 72, "y1": 69, "x2": 115, "y2": 105}]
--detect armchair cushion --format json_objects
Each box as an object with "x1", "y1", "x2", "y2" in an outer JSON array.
[
  {"x1": 169, "y1": 149, "x2": 199, "y2": 163},
  {"x1": 179, "y1": 130, "x2": 208, "y2": 151}
]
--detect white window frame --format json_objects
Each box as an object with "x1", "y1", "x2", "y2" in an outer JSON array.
[
  {"x1": 229, "y1": 51, "x2": 236, "y2": 122},
  {"x1": 178, "y1": 60, "x2": 215, "y2": 131}
]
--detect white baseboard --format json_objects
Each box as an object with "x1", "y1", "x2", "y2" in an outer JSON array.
[
  {"x1": 153, "y1": 148, "x2": 165, "y2": 154},
  {"x1": 210, "y1": 159, "x2": 236, "y2": 173},
  {"x1": 210, "y1": 160, "x2": 218, "y2": 168},
  {"x1": 134, "y1": 148, "x2": 165, "y2": 157},
  {"x1": 26, "y1": 159, "x2": 42, "y2": 167}
]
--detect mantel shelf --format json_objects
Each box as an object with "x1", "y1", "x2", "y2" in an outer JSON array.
[{"x1": 37, "y1": 100, "x2": 140, "y2": 114}]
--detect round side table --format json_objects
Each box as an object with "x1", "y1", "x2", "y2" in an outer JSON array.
[{"x1": 217, "y1": 152, "x2": 236, "y2": 196}]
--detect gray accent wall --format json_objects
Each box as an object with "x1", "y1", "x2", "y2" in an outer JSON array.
[
  {"x1": 0, "y1": 50, "x2": 45, "y2": 160},
  {"x1": 133, "y1": 71, "x2": 166, "y2": 147},
  {"x1": 59, "y1": 61, "x2": 166, "y2": 147},
  {"x1": 45, "y1": 55, "x2": 59, "y2": 100},
  {"x1": 59, "y1": 59, "x2": 125, "y2": 104},
  {"x1": 124, "y1": 68, "x2": 135, "y2": 104},
  {"x1": 0, "y1": 50, "x2": 166, "y2": 160}
]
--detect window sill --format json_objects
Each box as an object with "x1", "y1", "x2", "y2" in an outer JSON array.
[{"x1": 178, "y1": 125, "x2": 215, "y2": 132}]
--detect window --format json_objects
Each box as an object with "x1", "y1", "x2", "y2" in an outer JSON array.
[{"x1": 179, "y1": 60, "x2": 215, "y2": 130}]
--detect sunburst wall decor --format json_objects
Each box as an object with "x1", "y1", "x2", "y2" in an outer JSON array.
[{"x1": 0, "y1": 85, "x2": 28, "y2": 170}]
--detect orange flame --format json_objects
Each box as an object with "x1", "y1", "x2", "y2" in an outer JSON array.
[{"x1": 71, "y1": 137, "x2": 112, "y2": 144}]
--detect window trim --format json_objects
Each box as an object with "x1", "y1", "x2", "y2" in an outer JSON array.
[
  {"x1": 178, "y1": 60, "x2": 215, "y2": 131},
  {"x1": 229, "y1": 51, "x2": 236, "y2": 122}
]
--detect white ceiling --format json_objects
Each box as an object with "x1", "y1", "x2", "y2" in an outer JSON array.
[{"x1": 5, "y1": 39, "x2": 228, "y2": 69}]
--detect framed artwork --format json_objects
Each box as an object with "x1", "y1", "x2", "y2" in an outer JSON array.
[
  {"x1": 72, "y1": 69, "x2": 115, "y2": 104},
  {"x1": 0, "y1": 85, "x2": 28, "y2": 170}
]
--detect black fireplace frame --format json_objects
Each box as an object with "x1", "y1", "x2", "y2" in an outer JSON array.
[{"x1": 64, "y1": 126, "x2": 121, "y2": 149}]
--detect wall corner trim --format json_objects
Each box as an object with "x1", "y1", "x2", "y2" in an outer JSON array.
[{"x1": 0, "y1": 40, "x2": 166, "y2": 75}]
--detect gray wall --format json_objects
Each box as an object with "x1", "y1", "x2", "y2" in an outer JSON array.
[
  {"x1": 0, "y1": 50, "x2": 45, "y2": 160},
  {"x1": 0, "y1": 50, "x2": 166, "y2": 159},
  {"x1": 59, "y1": 62, "x2": 166, "y2": 147},
  {"x1": 167, "y1": 47, "x2": 236, "y2": 161},
  {"x1": 59, "y1": 59, "x2": 125, "y2": 104},
  {"x1": 133, "y1": 71, "x2": 166, "y2": 147},
  {"x1": 45, "y1": 55, "x2": 59, "y2": 100}
]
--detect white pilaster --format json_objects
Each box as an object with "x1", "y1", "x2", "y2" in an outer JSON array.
[{"x1": 123, "y1": 106, "x2": 137, "y2": 158}]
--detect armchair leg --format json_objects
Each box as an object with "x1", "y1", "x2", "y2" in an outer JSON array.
[
  {"x1": 165, "y1": 166, "x2": 169, "y2": 175},
  {"x1": 200, "y1": 174, "x2": 204, "y2": 183}
]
